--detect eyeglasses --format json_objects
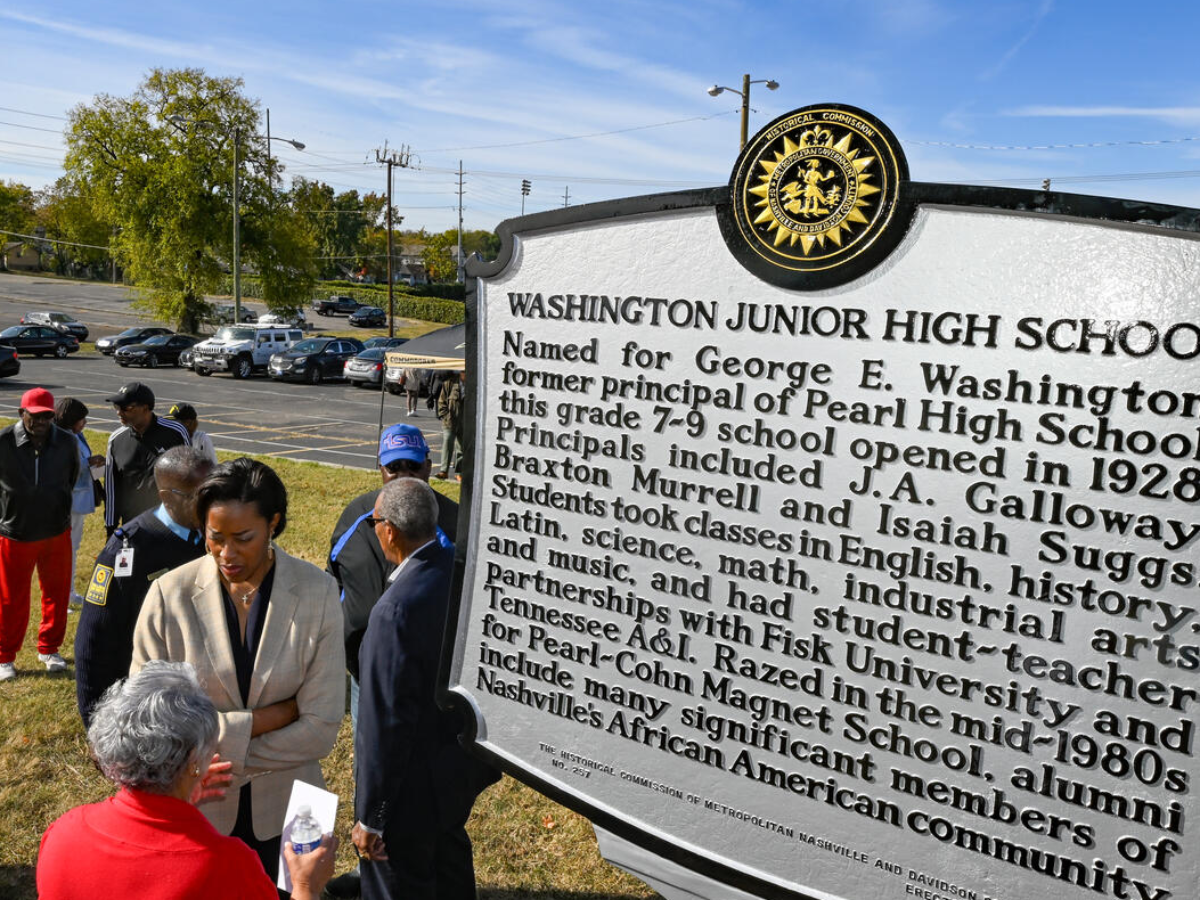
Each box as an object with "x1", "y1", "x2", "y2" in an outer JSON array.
[
  {"x1": 162, "y1": 488, "x2": 197, "y2": 500},
  {"x1": 366, "y1": 516, "x2": 387, "y2": 527},
  {"x1": 24, "y1": 412, "x2": 54, "y2": 423}
]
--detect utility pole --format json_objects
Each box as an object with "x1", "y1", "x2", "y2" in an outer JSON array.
[
  {"x1": 456, "y1": 161, "x2": 465, "y2": 284},
  {"x1": 375, "y1": 142, "x2": 414, "y2": 337},
  {"x1": 521, "y1": 179, "x2": 531, "y2": 215},
  {"x1": 562, "y1": 186, "x2": 570, "y2": 208}
]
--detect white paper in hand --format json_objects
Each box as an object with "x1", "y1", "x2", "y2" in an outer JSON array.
[{"x1": 277, "y1": 779, "x2": 339, "y2": 893}]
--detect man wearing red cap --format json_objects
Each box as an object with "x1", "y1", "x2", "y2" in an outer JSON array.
[{"x1": 0, "y1": 388, "x2": 80, "y2": 681}]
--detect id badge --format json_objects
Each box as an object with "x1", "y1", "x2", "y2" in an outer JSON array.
[{"x1": 114, "y1": 548, "x2": 135, "y2": 577}]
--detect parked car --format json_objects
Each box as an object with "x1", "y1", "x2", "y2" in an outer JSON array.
[
  {"x1": 114, "y1": 334, "x2": 199, "y2": 368},
  {"x1": 362, "y1": 336, "x2": 408, "y2": 350},
  {"x1": 268, "y1": 336, "x2": 364, "y2": 384},
  {"x1": 259, "y1": 310, "x2": 308, "y2": 329},
  {"x1": 0, "y1": 325, "x2": 80, "y2": 358},
  {"x1": 349, "y1": 306, "x2": 386, "y2": 328},
  {"x1": 96, "y1": 327, "x2": 173, "y2": 355},
  {"x1": 208, "y1": 304, "x2": 258, "y2": 324},
  {"x1": 178, "y1": 347, "x2": 196, "y2": 370},
  {"x1": 20, "y1": 311, "x2": 89, "y2": 341},
  {"x1": 192, "y1": 325, "x2": 305, "y2": 378},
  {"x1": 0, "y1": 344, "x2": 19, "y2": 378},
  {"x1": 344, "y1": 347, "x2": 389, "y2": 387},
  {"x1": 311, "y1": 295, "x2": 360, "y2": 316}
]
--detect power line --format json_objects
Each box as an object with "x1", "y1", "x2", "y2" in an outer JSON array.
[
  {"x1": 913, "y1": 136, "x2": 1200, "y2": 152},
  {"x1": 0, "y1": 137, "x2": 63, "y2": 152},
  {"x1": 0, "y1": 105, "x2": 68, "y2": 120},
  {"x1": 0, "y1": 228, "x2": 111, "y2": 251},
  {"x1": 0, "y1": 119, "x2": 62, "y2": 134},
  {"x1": 420, "y1": 109, "x2": 740, "y2": 153},
  {"x1": 961, "y1": 168, "x2": 1200, "y2": 186}
]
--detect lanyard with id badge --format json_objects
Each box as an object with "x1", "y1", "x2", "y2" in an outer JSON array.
[{"x1": 114, "y1": 531, "x2": 134, "y2": 577}]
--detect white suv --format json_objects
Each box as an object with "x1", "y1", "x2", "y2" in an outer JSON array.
[
  {"x1": 192, "y1": 325, "x2": 304, "y2": 379},
  {"x1": 20, "y1": 311, "x2": 89, "y2": 341}
]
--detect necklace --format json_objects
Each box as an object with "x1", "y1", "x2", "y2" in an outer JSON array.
[{"x1": 233, "y1": 586, "x2": 257, "y2": 606}]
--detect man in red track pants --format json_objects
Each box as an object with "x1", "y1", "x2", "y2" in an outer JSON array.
[{"x1": 0, "y1": 388, "x2": 79, "y2": 681}]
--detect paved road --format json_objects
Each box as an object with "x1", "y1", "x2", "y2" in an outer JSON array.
[{"x1": 0, "y1": 273, "x2": 447, "y2": 469}]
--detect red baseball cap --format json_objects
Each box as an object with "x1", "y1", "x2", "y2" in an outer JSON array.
[{"x1": 20, "y1": 387, "x2": 55, "y2": 415}]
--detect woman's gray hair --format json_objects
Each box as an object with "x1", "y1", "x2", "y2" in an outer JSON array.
[
  {"x1": 87, "y1": 661, "x2": 218, "y2": 794},
  {"x1": 378, "y1": 477, "x2": 438, "y2": 541}
]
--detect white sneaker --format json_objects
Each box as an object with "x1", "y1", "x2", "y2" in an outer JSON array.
[
  {"x1": 38, "y1": 653, "x2": 67, "y2": 672},
  {"x1": 0, "y1": 662, "x2": 15, "y2": 681}
]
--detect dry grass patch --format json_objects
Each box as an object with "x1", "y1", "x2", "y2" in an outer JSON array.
[{"x1": 0, "y1": 428, "x2": 653, "y2": 900}]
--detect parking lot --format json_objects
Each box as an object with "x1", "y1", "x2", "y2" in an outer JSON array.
[{"x1": 0, "y1": 273, "x2": 448, "y2": 469}]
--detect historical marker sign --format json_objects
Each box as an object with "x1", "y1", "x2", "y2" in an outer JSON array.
[{"x1": 443, "y1": 104, "x2": 1200, "y2": 900}]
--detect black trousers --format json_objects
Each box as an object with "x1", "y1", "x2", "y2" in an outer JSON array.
[{"x1": 360, "y1": 822, "x2": 476, "y2": 900}]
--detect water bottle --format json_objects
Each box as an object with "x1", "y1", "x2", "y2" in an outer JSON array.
[{"x1": 290, "y1": 805, "x2": 323, "y2": 854}]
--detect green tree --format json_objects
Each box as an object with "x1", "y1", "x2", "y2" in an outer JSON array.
[
  {"x1": 290, "y1": 179, "x2": 390, "y2": 279},
  {"x1": 0, "y1": 180, "x2": 36, "y2": 236},
  {"x1": 34, "y1": 177, "x2": 114, "y2": 276},
  {"x1": 421, "y1": 229, "x2": 458, "y2": 282},
  {"x1": 64, "y1": 67, "x2": 316, "y2": 331}
]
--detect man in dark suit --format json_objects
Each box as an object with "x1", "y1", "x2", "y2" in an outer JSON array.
[{"x1": 352, "y1": 478, "x2": 494, "y2": 900}]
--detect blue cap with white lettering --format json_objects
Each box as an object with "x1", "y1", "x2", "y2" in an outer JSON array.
[{"x1": 379, "y1": 424, "x2": 429, "y2": 466}]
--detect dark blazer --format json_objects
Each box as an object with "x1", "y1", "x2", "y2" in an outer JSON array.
[
  {"x1": 329, "y1": 488, "x2": 458, "y2": 682},
  {"x1": 355, "y1": 540, "x2": 493, "y2": 835}
]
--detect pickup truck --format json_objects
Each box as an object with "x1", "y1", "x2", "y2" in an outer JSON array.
[{"x1": 311, "y1": 295, "x2": 361, "y2": 316}]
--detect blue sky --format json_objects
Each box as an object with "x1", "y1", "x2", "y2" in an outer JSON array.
[{"x1": 3, "y1": 1, "x2": 1200, "y2": 233}]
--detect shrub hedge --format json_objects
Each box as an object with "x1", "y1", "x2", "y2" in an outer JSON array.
[{"x1": 215, "y1": 277, "x2": 464, "y2": 324}]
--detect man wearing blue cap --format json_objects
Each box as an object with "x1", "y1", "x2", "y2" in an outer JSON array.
[
  {"x1": 328, "y1": 424, "x2": 457, "y2": 708},
  {"x1": 325, "y1": 423, "x2": 457, "y2": 899}
]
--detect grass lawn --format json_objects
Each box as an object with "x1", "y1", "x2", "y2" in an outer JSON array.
[{"x1": 0, "y1": 428, "x2": 655, "y2": 900}]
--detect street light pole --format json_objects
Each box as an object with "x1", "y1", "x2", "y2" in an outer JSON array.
[
  {"x1": 232, "y1": 128, "x2": 241, "y2": 326},
  {"x1": 739, "y1": 73, "x2": 751, "y2": 149},
  {"x1": 707, "y1": 74, "x2": 780, "y2": 149},
  {"x1": 169, "y1": 112, "x2": 304, "y2": 324}
]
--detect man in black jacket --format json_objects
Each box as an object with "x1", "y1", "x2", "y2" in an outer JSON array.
[
  {"x1": 0, "y1": 388, "x2": 79, "y2": 681},
  {"x1": 352, "y1": 478, "x2": 496, "y2": 900},
  {"x1": 75, "y1": 445, "x2": 212, "y2": 724},
  {"x1": 103, "y1": 382, "x2": 190, "y2": 536},
  {"x1": 328, "y1": 423, "x2": 457, "y2": 703}
]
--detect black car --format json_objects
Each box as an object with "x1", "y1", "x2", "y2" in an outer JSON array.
[
  {"x1": 312, "y1": 295, "x2": 361, "y2": 316},
  {"x1": 0, "y1": 325, "x2": 80, "y2": 358},
  {"x1": 115, "y1": 334, "x2": 199, "y2": 368},
  {"x1": 268, "y1": 336, "x2": 364, "y2": 384},
  {"x1": 349, "y1": 306, "x2": 386, "y2": 328},
  {"x1": 96, "y1": 327, "x2": 173, "y2": 355},
  {"x1": 362, "y1": 336, "x2": 408, "y2": 350},
  {"x1": 0, "y1": 344, "x2": 19, "y2": 378}
]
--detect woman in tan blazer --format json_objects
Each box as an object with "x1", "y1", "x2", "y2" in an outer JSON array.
[{"x1": 132, "y1": 457, "x2": 345, "y2": 882}]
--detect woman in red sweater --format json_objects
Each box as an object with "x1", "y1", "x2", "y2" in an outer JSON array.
[{"x1": 38, "y1": 660, "x2": 337, "y2": 899}]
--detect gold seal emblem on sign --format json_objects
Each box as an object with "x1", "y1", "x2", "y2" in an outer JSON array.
[{"x1": 724, "y1": 104, "x2": 909, "y2": 288}]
